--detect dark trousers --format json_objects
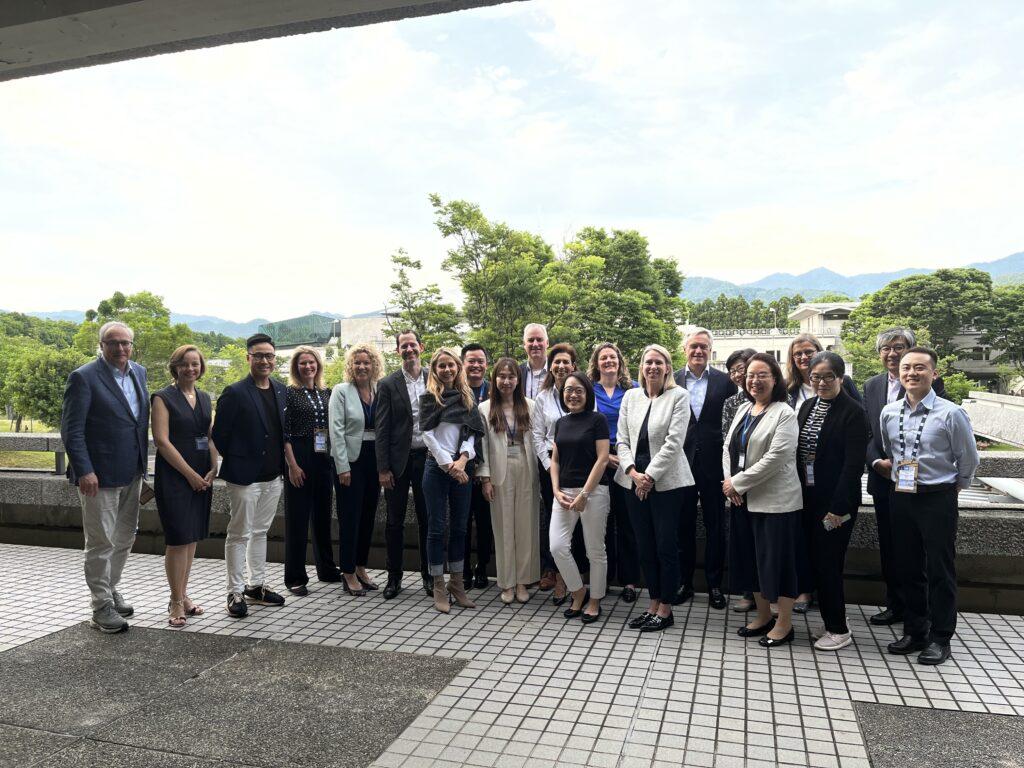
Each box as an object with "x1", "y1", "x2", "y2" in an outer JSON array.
[
  {"x1": 384, "y1": 448, "x2": 428, "y2": 578},
  {"x1": 679, "y1": 455, "x2": 727, "y2": 589},
  {"x1": 538, "y1": 460, "x2": 588, "y2": 576},
  {"x1": 871, "y1": 488, "x2": 904, "y2": 614},
  {"x1": 606, "y1": 479, "x2": 640, "y2": 586},
  {"x1": 628, "y1": 486, "x2": 684, "y2": 603},
  {"x1": 808, "y1": 509, "x2": 857, "y2": 634},
  {"x1": 336, "y1": 440, "x2": 379, "y2": 574},
  {"x1": 283, "y1": 437, "x2": 338, "y2": 587},
  {"x1": 891, "y1": 486, "x2": 959, "y2": 644},
  {"x1": 422, "y1": 457, "x2": 473, "y2": 575},
  {"x1": 462, "y1": 483, "x2": 493, "y2": 578}
]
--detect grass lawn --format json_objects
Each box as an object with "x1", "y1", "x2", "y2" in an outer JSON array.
[
  {"x1": 980, "y1": 441, "x2": 1023, "y2": 452},
  {"x1": 2, "y1": 417, "x2": 57, "y2": 469}
]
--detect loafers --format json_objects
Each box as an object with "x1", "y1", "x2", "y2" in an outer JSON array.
[
  {"x1": 640, "y1": 614, "x2": 674, "y2": 633},
  {"x1": 887, "y1": 634, "x2": 929, "y2": 655},
  {"x1": 538, "y1": 571, "x2": 557, "y2": 591},
  {"x1": 671, "y1": 585, "x2": 694, "y2": 606},
  {"x1": 628, "y1": 611, "x2": 653, "y2": 629},
  {"x1": 737, "y1": 618, "x2": 776, "y2": 638},
  {"x1": 759, "y1": 628, "x2": 795, "y2": 648},
  {"x1": 620, "y1": 586, "x2": 638, "y2": 604},
  {"x1": 287, "y1": 585, "x2": 309, "y2": 597},
  {"x1": 709, "y1": 588, "x2": 727, "y2": 610},
  {"x1": 918, "y1": 642, "x2": 952, "y2": 665},
  {"x1": 870, "y1": 608, "x2": 904, "y2": 626},
  {"x1": 383, "y1": 576, "x2": 402, "y2": 600}
]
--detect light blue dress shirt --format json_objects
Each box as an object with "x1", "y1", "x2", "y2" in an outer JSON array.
[
  {"x1": 683, "y1": 366, "x2": 709, "y2": 421},
  {"x1": 107, "y1": 360, "x2": 141, "y2": 420},
  {"x1": 879, "y1": 388, "x2": 980, "y2": 489}
]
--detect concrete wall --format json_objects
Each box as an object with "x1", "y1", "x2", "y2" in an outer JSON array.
[{"x1": 963, "y1": 391, "x2": 1024, "y2": 448}]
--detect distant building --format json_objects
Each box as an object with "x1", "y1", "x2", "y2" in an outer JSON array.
[{"x1": 256, "y1": 312, "x2": 391, "y2": 364}]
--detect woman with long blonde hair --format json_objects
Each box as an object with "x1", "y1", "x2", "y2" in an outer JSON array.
[{"x1": 419, "y1": 348, "x2": 486, "y2": 613}]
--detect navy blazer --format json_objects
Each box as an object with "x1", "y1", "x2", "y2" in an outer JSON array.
[
  {"x1": 863, "y1": 372, "x2": 947, "y2": 496},
  {"x1": 374, "y1": 368, "x2": 428, "y2": 477},
  {"x1": 212, "y1": 376, "x2": 288, "y2": 486},
  {"x1": 60, "y1": 357, "x2": 150, "y2": 487},
  {"x1": 674, "y1": 366, "x2": 737, "y2": 479},
  {"x1": 797, "y1": 389, "x2": 870, "y2": 519}
]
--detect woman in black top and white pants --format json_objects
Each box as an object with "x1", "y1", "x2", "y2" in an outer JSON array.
[{"x1": 549, "y1": 372, "x2": 610, "y2": 623}]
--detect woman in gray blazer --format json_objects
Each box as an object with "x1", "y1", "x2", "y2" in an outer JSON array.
[
  {"x1": 329, "y1": 344, "x2": 386, "y2": 597},
  {"x1": 616, "y1": 344, "x2": 694, "y2": 633},
  {"x1": 723, "y1": 353, "x2": 806, "y2": 648}
]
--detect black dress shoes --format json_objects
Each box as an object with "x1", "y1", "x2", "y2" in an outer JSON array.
[
  {"x1": 737, "y1": 618, "x2": 776, "y2": 638},
  {"x1": 887, "y1": 634, "x2": 929, "y2": 655},
  {"x1": 759, "y1": 627, "x2": 795, "y2": 648},
  {"x1": 709, "y1": 588, "x2": 727, "y2": 610},
  {"x1": 383, "y1": 576, "x2": 402, "y2": 600},
  {"x1": 640, "y1": 614, "x2": 674, "y2": 633},
  {"x1": 422, "y1": 574, "x2": 433, "y2": 597},
  {"x1": 628, "y1": 612, "x2": 653, "y2": 629},
  {"x1": 671, "y1": 585, "x2": 694, "y2": 606},
  {"x1": 870, "y1": 608, "x2": 904, "y2": 626},
  {"x1": 473, "y1": 567, "x2": 490, "y2": 590},
  {"x1": 287, "y1": 585, "x2": 309, "y2": 597},
  {"x1": 918, "y1": 642, "x2": 952, "y2": 665},
  {"x1": 620, "y1": 586, "x2": 638, "y2": 604}
]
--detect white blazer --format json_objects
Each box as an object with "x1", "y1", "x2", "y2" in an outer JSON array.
[
  {"x1": 615, "y1": 385, "x2": 695, "y2": 492},
  {"x1": 722, "y1": 400, "x2": 802, "y2": 514},
  {"x1": 478, "y1": 399, "x2": 540, "y2": 487}
]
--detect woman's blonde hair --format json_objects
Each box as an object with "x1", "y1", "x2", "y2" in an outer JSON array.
[
  {"x1": 168, "y1": 344, "x2": 206, "y2": 381},
  {"x1": 786, "y1": 333, "x2": 824, "y2": 392},
  {"x1": 288, "y1": 346, "x2": 325, "y2": 389},
  {"x1": 427, "y1": 347, "x2": 474, "y2": 409},
  {"x1": 343, "y1": 343, "x2": 385, "y2": 391},
  {"x1": 638, "y1": 344, "x2": 677, "y2": 396}
]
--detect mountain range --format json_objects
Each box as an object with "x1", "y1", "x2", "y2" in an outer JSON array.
[{"x1": 680, "y1": 251, "x2": 1024, "y2": 302}]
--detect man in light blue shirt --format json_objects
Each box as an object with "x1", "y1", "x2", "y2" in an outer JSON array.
[{"x1": 880, "y1": 347, "x2": 979, "y2": 666}]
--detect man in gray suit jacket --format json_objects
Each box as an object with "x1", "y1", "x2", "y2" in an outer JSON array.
[{"x1": 60, "y1": 321, "x2": 150, "y2": 633}]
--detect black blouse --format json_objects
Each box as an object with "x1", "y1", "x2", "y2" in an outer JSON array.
[{"x1": 286, "y1": 386, "x2": 331, "y2": 439}]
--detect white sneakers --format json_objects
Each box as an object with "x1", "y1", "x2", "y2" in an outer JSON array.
[{"x1": 814, "y1": 630, "x2": 853, "y2": 651}]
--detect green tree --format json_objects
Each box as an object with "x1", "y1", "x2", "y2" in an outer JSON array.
[
  {"x1": 0, "y1": 336, "x2": 37, "y2": 429},
  {"x1": 382, "y1": 249, "x2": 463, "y2": 355},
  {"x1": 0, "y1": 312, "x2": 77, "y2": 349},
  {"x1": 980, "y1": 283, "x2": 1024, "y2": 374},
  {"x1": 840, "y1": 311, "x2": 929, "y2": 388},
  {"x1": 7, "y1": 344, "x2": 90, "y2": 427}
]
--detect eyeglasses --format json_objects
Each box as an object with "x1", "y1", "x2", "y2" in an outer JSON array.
[
  {"x1": 249, "y1": 353, "x2": 276, "y2": 362},
  {"x1": 102, "y1": 340, "x2": 133, "y2": 348},
  {"x1": 746, "y1": 373, "x2": 773, "y2": 381},
  {"x1": 792, "y1": 349, "x2": 817, "y2": 358},
  {"x1": 879, "y1": 345, "x2": 908, "y2": 354},
  {"x1": 728, "y1": 366, "x2": 746, "y2": 376},
  {"x1": 809, "y1": 374, "x2": 837, "y2": 384}
]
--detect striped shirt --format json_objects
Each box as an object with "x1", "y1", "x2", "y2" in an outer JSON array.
[{"x1": 798, "y1": 397, "x2": 832, "y2": 466}]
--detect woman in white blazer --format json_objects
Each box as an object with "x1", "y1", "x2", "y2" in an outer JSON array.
[
  {"x1": 478, "y1": 358, "x2": 541, "y2": 604},
  {"x1": 616, "y1": 344, "x2": 694, "y2": 633},
  {"x1": 722, "y1": 352, "x2": 806, "y2": 648},
  {"x1": 329, "y1": 344, "x2": 386, "y2": 598}
]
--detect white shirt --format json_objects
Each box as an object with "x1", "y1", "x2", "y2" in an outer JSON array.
[
  {"x1": 403, "y1": 368, "x2": 426, "y2": 449},
  {"x1": 794, "y1": 382, "x2": 815, "y2": 406},
  {"x1": 682, "y1": 365, "x2": 709, "y2": 421},
  {"x1": 531, "y1": 388, "x2": 566, "y2": 470},
  {"x1": 526, "y1": 365, "x2": 548, "y2": 399},
  {"x1": 423, "y1": 422, "x2": 477, "y2": 466},
  {"x1": 886, "y1": 373, "x2": 902, "y2": 404}
]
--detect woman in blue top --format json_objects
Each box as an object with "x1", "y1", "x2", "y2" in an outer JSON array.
[{"x1": 588, "y1": 342, "x2": 640, "y2": 603}]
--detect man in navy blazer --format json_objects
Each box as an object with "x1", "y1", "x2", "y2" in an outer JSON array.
[
  {"x1": 61, "y1": 321, "x2": 150, "y2": 633},
  {"x1": 212, "y1": 333, "x2": 289, "y2": 618},
  {"x1": 673, "y1": 329, "x2": 737, "y2": 609}
]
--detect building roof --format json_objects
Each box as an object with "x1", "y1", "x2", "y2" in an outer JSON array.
[{"x1": 787, "y1": 301, "x2": 861, "y2": 322}]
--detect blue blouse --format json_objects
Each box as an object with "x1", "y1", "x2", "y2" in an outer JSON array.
[{"x1": 593, "y1": 381, "x2": 637, "y2": 442}]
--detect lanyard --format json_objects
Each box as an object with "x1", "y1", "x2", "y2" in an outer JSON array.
[
  {"x1": 740, "y1": 409, "x2": 758, "y2": 449},
  {"x1": 304, "y1": 388, "x2": 326, "y2": 427},
  {"x1": 898, "y1": 399, "x2": 929, "y2": 463}
]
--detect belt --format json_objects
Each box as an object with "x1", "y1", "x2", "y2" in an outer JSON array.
[{"x1": 892, "y1": 481, "x2": 957, "y2": 495}]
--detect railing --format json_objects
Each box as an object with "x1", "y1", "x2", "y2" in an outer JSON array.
[{"x1": 708, "y1": 327, "x2": 843, "y2": 337}]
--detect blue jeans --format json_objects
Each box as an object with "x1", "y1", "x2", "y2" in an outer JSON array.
[{"x1": 422, "y1": 457, "x2": 474, "y2": 576}]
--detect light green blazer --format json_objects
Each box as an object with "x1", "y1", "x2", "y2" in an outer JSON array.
[{"x1": 329, "y1": 382, "x2": 371, "y2": 474}]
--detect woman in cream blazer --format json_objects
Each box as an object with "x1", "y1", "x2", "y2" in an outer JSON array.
[
  {"x1": 616, "y1": 344, "x2": 694, "y2": 633},
  {"x1": 722, "y1": 352, "x2": 805, "y2": 649},
  {"x1": 478, "y1": 358, "x2": 541, "y2": 604}
]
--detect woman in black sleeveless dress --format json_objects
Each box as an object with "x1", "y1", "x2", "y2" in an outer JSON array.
[{"x1": 152, "y1": 345, "x2": 217, "y2": 628}]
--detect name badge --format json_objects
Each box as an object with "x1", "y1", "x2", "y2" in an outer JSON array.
[
  {"x1": 896, "y1": 460, "x2": 918, "y2": 494},
  {"x1": 506, "y1": 444, "x2": 521, "y2": 458},
  {"x1": 737, "y1": 453, "x2": 745, "y2": 470},
  {"x1": 313, "y1": 428, "x2": 329, "y2": 454},
  {"x1": 362, "y1": 429, "x2": 376, "y2": 441},
  {"x1": 804, "y1": 456, "x2": 815, "y2": 487},
  {"x1": 195, "y1": 436, "x2": 209, "y2": 451}
]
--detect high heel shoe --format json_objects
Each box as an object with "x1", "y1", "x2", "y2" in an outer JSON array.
[
  {"x1": 357, "y1": 574, "x2": 379, "y2": 591},
  {"x1": 446, "y1": 574, "x2": 477, "y2": 609},
  {"x1": 433, "y1": 575, "x2": 451, "y2": 614},
  {"x1": 342, "y1": 578, "x2": 366, "y2": 597}
]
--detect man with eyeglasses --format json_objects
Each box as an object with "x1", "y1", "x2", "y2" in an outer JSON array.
[
  {"x1": 863, "y1": 328, "x2": 947, "y2": 627},
  {"x1": 212, "y1": 333, "x2": 289, "y2": 617},
  {"x1": 61, "y1": 321, "x2": 150, "y2": 633}
]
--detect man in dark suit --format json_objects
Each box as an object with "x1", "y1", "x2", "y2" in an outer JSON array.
[
  {"x1": 212, "y1": 333, "x2": 289, "y2": 618},
  {"x1": 376, "y1": 329, "x2": 431, "y2": 599},
  {"x1": 61, "y1": 321, "x2": 150, "y2": 633},
  {"x1": 462, "y1": 342, "x2": 492, "y2": 588},
  {"x1": 673, "y1": 328, "x2": 737, "y2": 609},
  {"x1": 863, "y1": 327, "x2": 947, "y2": 626}
]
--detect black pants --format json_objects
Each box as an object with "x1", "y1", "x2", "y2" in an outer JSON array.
[
  {"x1": 336, "y1": 440, "x2": 380, "y2": 574},
  {"x1": 462, "y1": 482, "x2": 493, "y2": 578},
  {"x1": 679, "y1": 454, "x2": 727, "y2": 590},
  {"x1": 538, "y1": 460, "x2": 588, "y2": 576},
  {"x1": 891, "y1": 486, "x2": 959, "y2": 644},
  {"x1": 808, "y1": 508, "x2": 857, "y2": 634},
  {"x1": 283, "y1": 437, "x2": 338, "y2": 587},
  {"x1": 606, "y1": 479, "x2": 640, "y2": 586},
  {"x1": 628, "y1": 486, "x2": 684, "y2": 603},
  {"x1": 384, "y1": 448, "x2": 429, "y2": 578},
  {"x1": 871, "y1": 488, "x2": 904, "y2": 614}
]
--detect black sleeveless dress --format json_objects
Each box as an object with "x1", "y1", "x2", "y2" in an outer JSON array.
[{"x1": 153, "y1": 385, "x2": 213, "y2": 546}]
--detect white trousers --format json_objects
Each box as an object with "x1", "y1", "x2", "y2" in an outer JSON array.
[
  {"x1": 225, "y1": 478, "x2": 283, "y2": 594},
  {"x1": 549, "y1": 485, "x2": 610, "y2": 599},
  {"x1": 489, "y1": 452, "x2": 540, "y2": 589},
  {"x1": 79, "y1": 476, "x2": 142, "y2": 611}
]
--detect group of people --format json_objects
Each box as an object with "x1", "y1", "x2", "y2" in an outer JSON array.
[{"x1": 60, "y1": 318, "x2": 979, "y2": 665}]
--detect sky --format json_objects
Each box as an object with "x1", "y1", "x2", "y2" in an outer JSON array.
[{"x1": 1, "y1": 0, "x2": 1022, "y2": 321}]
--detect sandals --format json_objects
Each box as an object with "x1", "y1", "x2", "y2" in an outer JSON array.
[
  {"x1": 183, "y1": 595, "x2": 205, "y2": 616},
  {"x1": 168, "y1": 599, "x2": 187, "y2": 628}
]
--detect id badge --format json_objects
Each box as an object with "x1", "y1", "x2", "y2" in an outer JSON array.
[
  {"x1": 362, "y1": 429, "x2": 375, "y2": 441},
  {"x1": 195, "y1": 436, "x2": 209, "y2": 451},
  {"x1": 737, "y1": 453, "x2": 745, "y2": 470},
  {"x1": 313, "y1": 428, "x2": 329, "y2": 454},
  {"x1": 805, "y1": 463, "x2": 815, "y2": 487},
  {"x1": 507, "y1": 444, "x2": 521, "y2": 458},
  {"x1": 895, "y1": 460, "x2": 918, "y2": 494}
]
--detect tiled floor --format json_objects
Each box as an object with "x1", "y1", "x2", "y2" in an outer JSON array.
[{"x1": 2, "y1": 542, "x2": 1024, "y2": 767}]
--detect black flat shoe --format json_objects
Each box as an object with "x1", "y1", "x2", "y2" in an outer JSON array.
[
  {"x1": 287, "y1": 585, "x2": 308, "y2": 597},
  {"x1": 709, "y1": 588, "x2": 727, "y2": 610},
  {"x1": 671, "y1": 585, "x2": 694, "y2": 606},
  {"x1": 870, "y1": 608, "x2": 904, "y2": 626},
  {"x1": 640, "y1": 614, "x2": 674, "y2": 632},
  {"x1": 621, "y1": 587, "x2": 637, "y2": 604},
  {"x1": 918, "y1": 642, "x2": 952, "y2": 666},
  {"x1": 887, "y1": 634, "x2": 928, "y2": 655},
  {"x1": 628, "y1": 612, "x2": 653, "y2": 629},
  {"x1": 552, "y1": 590, "x2": 569, "y2": 606},
  {"x1": 357, "y1": 575, "x2": 379, "y2": 591},
  {"x1": 383, "y1": 576, "x2": 401, "y2": 600},
  {"x1": 564, "y1": 591, "x2": 589, "y2": 619},
  {"x1": 342, "y1": 580, "x2": 366, "y2": 597},
  {"x1": 581, "y1": 607, "x2": 601, "y2": 624},
  {"x1": 473, "y1": 568, "x2": 490, "y2": 590},
  {"x1": 759, "y1": 628, "x2": 795, "y2": 648},
  {"x1": 737, "y1": 618, "x2": 776, "y2": 638}
]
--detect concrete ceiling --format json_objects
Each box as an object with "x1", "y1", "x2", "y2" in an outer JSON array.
[{"x1": 0, "y1": 0, "x2": 522, "y2": 82}]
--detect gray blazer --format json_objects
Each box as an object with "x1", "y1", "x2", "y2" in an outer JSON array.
[
  {"x1": 615, "y1": 385, "x2": 695, "y2": 492},
  {"x1": 722, "y1": 400, "x2": 802, "y2": 514},
  {"x1": 329, "y1": 382, "x2": 370, "y2": 474}
]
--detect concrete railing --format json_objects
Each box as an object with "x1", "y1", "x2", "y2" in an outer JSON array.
[{"x1": 963, "y1": 391, "x2": 1024, "y2": 449}]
